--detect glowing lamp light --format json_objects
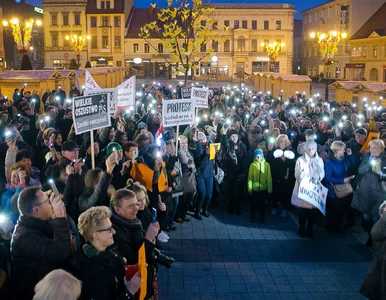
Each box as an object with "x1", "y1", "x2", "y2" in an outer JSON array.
[
  {"x1": 310, "y1": 32, "x2": 316, "y2": 39},
  {"x1": 211, "y1": 55, "x2": 218, "y2": 63},
  {"x1": 133, "y1": 57, "x2": 142, "y2": 64},
  {"x1": 2, "y1": 20, "x2": 8, "y2": 26},
  {"x1": 36, "y1": 19, "x2": 42, "y2": 27},
  {"x1": 342, "y1": 32, "x2": 347, "y2": 39}
]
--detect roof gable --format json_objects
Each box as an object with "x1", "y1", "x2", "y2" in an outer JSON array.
[{"x1": 351, "y1": 2, "x2": 386, "y2": 40}]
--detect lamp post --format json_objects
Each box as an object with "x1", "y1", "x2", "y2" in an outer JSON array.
[
  {"x1": 65, "y1": 34, "x2": 91, "y2": 68},
  {"x1": 261, "y1": 41, "x2": 285, "y2": 72},
  {"x1": 310, "y1": 31, "x2": 347, "y2": 101},
  {"x1": 2, "y1": 18, "x2": 42, "y2": 70}
]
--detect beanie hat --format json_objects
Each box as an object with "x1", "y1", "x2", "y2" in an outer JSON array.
[
  {"x1": 106, "y1": 142, "x2": 123, "y2": 157},
  {"x1": 137, "y1": 122, "x2": 147, "y2": 130},
  {"x1": 227, "y1": 129, "x2": 238, "y2": 138},
  {"x1": 254, "y1": 149, "x2": 264, "y2": 158}
]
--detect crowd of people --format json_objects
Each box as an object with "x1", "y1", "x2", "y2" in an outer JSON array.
[{"x1": 0, "y1": 81, "x2": 386, "y2": 299}]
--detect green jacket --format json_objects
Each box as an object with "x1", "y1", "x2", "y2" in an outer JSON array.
[{"x1": 248, "y1": 159, "x2": 272, "y2": 193}]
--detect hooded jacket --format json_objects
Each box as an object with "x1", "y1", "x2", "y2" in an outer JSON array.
[{"x1": 247, "y1": 158, "x2": 272, "y2": 193}]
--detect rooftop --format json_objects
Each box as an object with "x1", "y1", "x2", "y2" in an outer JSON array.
[
  {"x1": 86, "y1": 0, "x2": 124, "y2": 14},
  {"x1": 351, "y1": 2, "x2": 386, "y2": 39}
]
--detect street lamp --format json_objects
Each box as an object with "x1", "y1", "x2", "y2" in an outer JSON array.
[
  {"x1": 2, "y1": 17, "x2": 42, "y2": 70},
  {"x1": 65, "y1": 34, "x2": 91, "y2": 67},
  {"x1": 310, "y1": 30, "x2": 347, "y2": 101},
  {"x1": 261, "y1": 41, "x2": 285, "y2": 72}
]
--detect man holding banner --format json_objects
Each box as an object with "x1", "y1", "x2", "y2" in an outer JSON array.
[{"x1": 291, "y1": 139, "x2": 325, "y2": 238}]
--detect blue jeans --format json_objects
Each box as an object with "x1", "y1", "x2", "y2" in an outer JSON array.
[
  {"x1": 196, "y1": 175, "x2": 213, "y2": 214},
  {"x1": 167, "y1": 196, "x2": 179, "y2": 227}
]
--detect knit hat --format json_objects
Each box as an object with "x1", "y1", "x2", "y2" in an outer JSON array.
[
  {"x1": 254, "y1": 149, "x2": 264, "y2": 158},
  {"x1": 137, "y1": 122, "x2": 147, "y2": 130},
  {"x1": 227, "y1": 129, "x2": 238, "y2": 138},
  {"x1": 163, "y1": 130, "x2": 176, "y2": 142},
  {"x1": 106, "y1": 142, "x2": 123, "y2": 157}
]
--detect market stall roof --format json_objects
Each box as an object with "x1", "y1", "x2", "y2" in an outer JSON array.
[
  {"x1": 278, "y1": 75, "x2": 311, "y2": 82},
  {"x1": 0, "y1": 71, "x2": 60, "y2": 81},
  {"x1": 330, "y1": 81, "x2": 386, "y2": 93},
  {"x1": 58, "y1": 71, "x2": 75, "y2": 78}
]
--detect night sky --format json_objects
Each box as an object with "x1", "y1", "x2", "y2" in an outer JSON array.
[{"x1": 25, "y1": 0, "x2": 329, "y2": 19}]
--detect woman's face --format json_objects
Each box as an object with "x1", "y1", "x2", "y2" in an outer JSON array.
[
  {"x1": 335, "y1": 148, "x2": 345, "y2": 158},
  {"x1": 55, "y1": 133, "x2": 63, "y2": 146},
  {"x1": 10, "y1": 170, "x2": 19, "y2": 188},
  {"x1": 306, "y1": 148, "x2": 316, "y2": 157},
  {"x1": 277, "y1": 138, "x2": 286, "y2": 150},
  {"x1": 370, "y1": 144, "x2": 383, "y2": 157},
  {"x1": 135, "y1": 191, "x2": 147, "y2": 211},
  {"x1": 180, "y1": 139, "x2": 188, "y2": 151}
]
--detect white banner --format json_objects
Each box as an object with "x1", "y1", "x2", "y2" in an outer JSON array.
[
  {"x1": 298, "y1": 177, "x2": 328, "y2": 215},
  {"x1": 117, "y1": 75, "x2": 136, "y2": 111},
  {"x1": 191, "y1": 87, "x2": 209, "y2": 108},
  {"x1": 85, "y1": 88, "x2": 117, "y2": 115},
  {"x1": 84, "y1": 70, "x2": 101, "y2": 90},
  {"x1": 73, "y1": 93, "x2": 111, "y2": 135},
  {"x1": 162, "y1": 99, "x2": 196, "y2": 127}
]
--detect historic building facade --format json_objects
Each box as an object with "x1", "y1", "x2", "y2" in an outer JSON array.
[{"x1": 125, "y1": 3, "x2": 296, "y2": 80}]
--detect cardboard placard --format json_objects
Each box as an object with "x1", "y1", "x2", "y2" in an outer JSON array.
[
  {"x1": 84, "y1": 88, "x2": 117, "y2": 115},
  {"x1": 181, "y1": 87, "x2": 192, "y2": 99},
  {"x1": 117, "y1": 75, "x2": 136, "y2": 111},
  {"x1": 209, "y1": 143, "x2": 221, "y2": 160},
  {"x1": 298, "y1": 177, "x2": 328, "y2": 215},
  {"x1": 162, "y1": 98, "x2": 196, "y2": 127},
  {"x1": 360, "y1": 132, "x2": 380, "y2": 154},
  {"x1": 191, "y1": 87, "x2": 209, "y2": 108}
]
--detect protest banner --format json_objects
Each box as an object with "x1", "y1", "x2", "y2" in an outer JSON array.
[
  {"x1": 117, "y1": 75, "x2": 136, "y2": 111},
  {"x1": 191, "y1": 87, "x2": 209, "y2": 108},
  {"x1": 84, "y1": 88, "x2": 117, "y2": 115},
  {"x1": 209, "y1": 143, "x2": 221, "y2": 160},
  {"x1": 138, "y1": 243, "x2": 147, "y2": 300},
  {"x1": 181, "y1": 87, "x2": 192, "y2": 99},
  {"x1": 298, "y1": 177, "x2": 328, "y2": 215},
  {"x1": 162, "y1": 99, "x2": 195, "y2": 127},
  {"x1": 360, "y1": 132, "x2": 380, "y2": 154},
  {"x1": 84, "y1": 70, "x2": 101, "y2": 90},
  {"x1": 73, "y1": 94, "x2": 111, "y2": 135}
]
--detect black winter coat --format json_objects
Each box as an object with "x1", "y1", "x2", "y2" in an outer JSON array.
[
  {"x1": 10, "y1": 216, "x2": 72, "y2": 299},
  {"x1": 78, "y1": 243, "x2": 134, "y2": 300},
  {"x1": 221, "y1": 134, "x2": 248, "y2": 182},
  {"x1": 110, "y1": 210, "x2": 155, "y2": 299}
]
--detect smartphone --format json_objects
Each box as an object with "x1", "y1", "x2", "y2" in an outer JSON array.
[
  {"x1": 348, "y1": 175, "x2": 355, "y2": 180},
  {"x1": 125, "y1": 264, "x2": 139, "y2": 280},
  {"x1": 113, "y1": 148, "x2": 119, "y2": 164},
  {"x1": 132, "y1": 149, "x2": 138, "y2": 162},
  {"x1": 152, "y1": 207, "x2": 157, "y2": 223},
  {"x1": 48, "y1": 179, "x2": 60, "y2": 196}
]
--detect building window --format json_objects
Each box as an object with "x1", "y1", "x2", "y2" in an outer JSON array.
[
  {"x1": 91, "y1": 17, "x2": 97, "y2": 28},
  {"x1": 158, "y1": 43, "x2": 163, "y2": 53},
  {"x1": 234, "y1": 20, "x2": 239, "y2": 29},
  {"x1": 212, "y1": 40, "x2": 218, "y2": 52},
  {"x1": 102, "y1": 36, "x2": 109, "y2": 48},
  {"x1": 251, "y1": 39, "x2": 257, "y2": 52},
  {"x1": 102, "y1": 17, "x2": 109, "y2": 27},
  {"x1": 116, "y1": 61, "x2": 122, "y2": 67},
  {"x1": 74, "y1": 14, "x2": 80, "y2": 26},
  {"x1": 106, "y1": 1, "x2": 110, "y2": 9},
  {"x1": 133, "y1": 43, "x2": 139, "y2": 53},
  {"x1": 276, "y1": 21, "x2": 281, "y2": 30},
  {"x1": 200, "y1": 42, "x2": 206, "y2": 52},
  {"x1": 51, "y1": 14, "x2": 57, "y2": 26},
  {"x1": 224, "y1": 20, "x2": 229, "y2": 29},
  {"x1": 101, "y1": 1, "x2": 110, "y2": 9},
  {"x1": 64, "y1": 36, "x2": 70, "y2": 47},
  {"x1": 237, "y1": 36, "x2": 245, "y2": 52},
  {"x1": 114, "y1": 16, "x2": 121, "y2": 27},
  {"x1": 252, "y1": 20, "x2": 257, "y2": 30},
  {"x1": 224, "y1": 39, "x2": 230, "y2": 52},
  {"x1": 144, "y1": 43, "x2": 150, "y2": 53},
  {"x1": 115, "y1": 36, "x2": 121, "y2": 48},
  {"x1": 374, "y1": 46, "x2": 378, "y2": 57},
  {"x1": 242, "y1": 20, "x2": 247, "y2": 29},
  {"x1": 91, "y1": 36, "x2": 97, "y2": 49},
  {"x1": 62, "y1": 14, "x2": 69, "y2": 26},
  {"x1": 52, "y1": 33, "x2": 58, "y2": 47},
  {"x1": 264, "y1": 21, "x2": 269, "y2": 30}
]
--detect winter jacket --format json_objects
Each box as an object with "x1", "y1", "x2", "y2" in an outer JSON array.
[
  {"x1": 110, "y1": 209, "x2": 155, "y2": 299},
  {"x1": 1, "y1": 184, "x2": 24, "y2": 224},
  {"x1": 221, "y1": 134, "x2": 248, "y2": 182},
  {"x1": 10, "y1": 216, "x2": 72, "y2": 299},
  {"x1": 78, "y1": 243, "x2": 135, "y2": 300},
  {"x1": 193, "y1": 141, "x2": 214, "y2": 178},
  {"x1": 268, "y1": 148, "x2": 296, "y2": 194},
  {"x1": 247, "y1": 159, "x2": 272, "y2": 193},
  {"x1": 78, "y1": 172, "x2": 112, "y2": 214},
  {"x1": 324, "y1": 151, "x2": 356, "y2": 198},
  {"x1": 360, "y1": 214, "x2": 386, "y2": 300},
  {"x1": 351, "y1": 152, "x2": 386, "y2": 216},
  {"x1": 291, "y1": 152, "x2": 325, "y2": 209}
]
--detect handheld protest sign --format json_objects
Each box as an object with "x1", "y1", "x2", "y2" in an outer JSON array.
[
  {"x1": 117, "y1": 75, "x2": 136, "y2": 111},
  {"x1": 162, "y1": 98, "x2": 196, "y2": 127},
  {"x1": 360, "y1": 132, "x2": 380, "y2": 154},
  {"x1": 191, "y1": 87, "x2": 209, "y2": 108},
  {"x1": 84, "y1": 88, "x2": 117, "y2": 115},
  {"x1": 209, "y1": 143, "x2": 221, "y2": 160}
]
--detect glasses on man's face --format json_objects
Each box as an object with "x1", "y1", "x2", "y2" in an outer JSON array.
[
  {"x1": 96, "y1": 225, "x2": 114, "y2": 234},
  {"x1": 31, "y1": 197, "x2": 51, "y2": 212}
]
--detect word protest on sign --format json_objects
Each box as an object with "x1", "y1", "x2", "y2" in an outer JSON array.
[
  {"x1": 191, "y1": 87, "x2": 209, "y2": 108},
  {"x1": 181, "y1": 87, "x2": 192, "y2": 99},
  {"x1": 85, "y1": 88, "x2": 117, "y2": 115},
  {"x1": 298, "y1": 177, "x2": 328, "y2": 215},
  {"x1": 117, "y1": 75, "x2": 136, "y2": 111},
  {"x1": 73, "y1": 93, "x2": 111, "y2": 135},
  {"x1": 162, "y1": 99, "x2": 195, "y2": 127}
]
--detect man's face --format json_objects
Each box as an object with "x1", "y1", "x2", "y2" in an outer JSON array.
[
  {"x1": 33, "y1": 190, "x2": 54, "y2": 220},
  {"x1": 115, "y1": 197, "x2": 139, "y2": 221},
  {"x1": 230, "y1": 134, "x2": 238, "y2": 144},
  {"x1": 2, "y1": 114, "x2": 8, "y2": 122},
  {"x1": 62, "y1": 148, "x2": 79, "y2": 161},
  {"x1": 355, "y1": 133, "x2": 367, "y2": 145},
  {"x1": 154, "y1": 113, "x2": 162, "y2": 124},
  {"x1": 125, "y1": 146, "x2": 138, "y2": 160},
  {"x1": 303, "y1": 120, "x2": 312, "y2": 128},
  {"x1": 93, "y1": 218, "x2": 115, "y2": 248}
]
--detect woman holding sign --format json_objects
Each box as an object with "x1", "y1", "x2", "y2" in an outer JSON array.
[{"x1": 291, "y1": 139, "x2": 325, "y2": 238}]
